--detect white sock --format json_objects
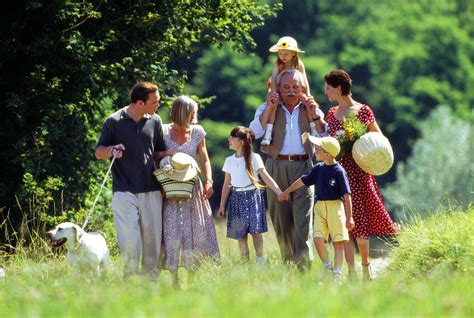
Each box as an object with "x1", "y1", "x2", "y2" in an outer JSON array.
[
  {"x1": 309, "y1": 122, "x2": 318, "y2": 135},
  {"x1": 264, "y1": 124, "x2": 273, "y2": 137},
  {"x1": 323, "y1": 261, "x2": 332, "y2": 269}
]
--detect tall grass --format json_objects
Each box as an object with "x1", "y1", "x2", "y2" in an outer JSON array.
[
  {"x1": 388, "y1": 206, "x2": 474, "y2": 279},
  {"x1": 0, "y1": 203, "x2": 53, "y2": 263},
  {"x1": 0, "y1": 209, "x2": 473, "y2": 317}
]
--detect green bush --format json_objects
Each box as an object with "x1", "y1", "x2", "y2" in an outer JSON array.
[
  {"x1": 383, "y1": 106, "x2": 473, "y2": 221},
  {"x1": 388, "y1": 207, "x2": 474, "y2": 279},
  {"x1": 200, "y1": 119, "x2": 240, "y2": 209},
  {"x1": 1, "y1": 172, "x2": 118, "y2": 259},
  {"x1": 189, "y1": 44, "x2": 270, "y2": 124}
]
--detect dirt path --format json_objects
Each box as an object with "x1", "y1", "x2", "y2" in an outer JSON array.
[{"x1": 369, "y1": 257, "x2": 391, "y2": 278}]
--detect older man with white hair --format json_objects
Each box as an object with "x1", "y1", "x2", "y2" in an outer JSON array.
[{"x1": 250, "y1": 68, "x2": 325, "y2": 269}]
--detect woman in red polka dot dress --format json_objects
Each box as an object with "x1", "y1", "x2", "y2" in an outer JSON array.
[{"x1": 323, "y1": 69, "x2": 398, "y2": 280}]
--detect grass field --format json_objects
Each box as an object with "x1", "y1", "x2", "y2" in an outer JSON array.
[{"x1": 0, "y1": 210, "x2": 473, "y2": 317}]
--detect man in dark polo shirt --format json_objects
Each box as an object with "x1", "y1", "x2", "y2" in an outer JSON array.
[{"x1": 95, "y1": 82, "x2": 165, "y2": 278}]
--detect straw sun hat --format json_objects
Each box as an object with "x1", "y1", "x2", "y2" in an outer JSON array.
[
  {"x1": 269, "y1": 36, "x2": 305, "y2": 53},
  {"x1": 160, "y1": 152, "x2": 200, "y2": 181},
  {"x1": 352, "y1": 132, "x2": 394, "y2": 176},
  {"x1": 153, "y1": 152, "x2": 200, "y2": 200}
]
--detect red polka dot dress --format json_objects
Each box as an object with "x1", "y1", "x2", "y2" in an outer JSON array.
[{"x1": 326, "y1": 105, "x2": 398, "y2": 239}]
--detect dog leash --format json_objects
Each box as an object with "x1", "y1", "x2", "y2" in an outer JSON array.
[{"x1": 82, "y1": 155, "x2": 116, "y2": 230}]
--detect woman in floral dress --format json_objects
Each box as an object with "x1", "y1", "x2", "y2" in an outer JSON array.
[
  {"x1": 323, "y1": 70, "x2": 398, "y2": 279},
  {"x1": 157, "y1": 95, "x2": 219, "y2": 287}
]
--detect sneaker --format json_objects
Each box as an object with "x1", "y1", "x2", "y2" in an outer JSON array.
[
  {"x1": 261, "y1": 137, "x2": 272, "y2": 146},
  {"x1": 320, "y1": 265, "x2": 333, "y2": 280},
  {"x1": 333, "y1": 271, "x2": 343, "y2": 285},
  {"x1": 256, "y1": 256, "x2": 267, "y2": 267}
]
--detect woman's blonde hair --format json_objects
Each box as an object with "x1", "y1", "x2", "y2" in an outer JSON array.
[{"x1": 171, "y1": 95, "x2": 198, "y2": 127}]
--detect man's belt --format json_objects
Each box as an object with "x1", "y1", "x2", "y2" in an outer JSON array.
[{"x1": 277, "y1": 154, "x2": 310, "y2": 161}]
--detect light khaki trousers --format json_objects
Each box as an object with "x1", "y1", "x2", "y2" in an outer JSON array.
[{"x1": 112, "y1": 191, "x2": 162, "y2": 276}]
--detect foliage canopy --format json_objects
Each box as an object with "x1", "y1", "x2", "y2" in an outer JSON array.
[{"x1": 0, "y1": 1, "x2": 279, "y2": 231}]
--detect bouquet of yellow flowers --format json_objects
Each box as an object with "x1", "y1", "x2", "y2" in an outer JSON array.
[{"x1": 334, "y1": 111, "x2": 368, "y2": 159}]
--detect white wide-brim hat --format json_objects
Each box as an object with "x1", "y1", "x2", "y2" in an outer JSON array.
[
  {"x1": 269, "y1": 36, "x2": 305, "y2": 53},
  {"x1": 159, "y1": 152, "x2": 200, "y2": 181},
  {"x1": 352, "y1": 132, "x2": 394, "y2": 176}
]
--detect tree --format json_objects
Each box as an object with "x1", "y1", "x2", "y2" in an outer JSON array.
[
  {"x1": 382, "y1": 106, "x2": 473, "y2": 221},
  {"x1": 189, "y1": 44, "x2": 269, "y2": 124},
  {"x1": 0, "y1": 1, "x2": 279, "y2": 232},
  {"x1": 199, "y1": 119, "x2": 239, "y2": 209}
]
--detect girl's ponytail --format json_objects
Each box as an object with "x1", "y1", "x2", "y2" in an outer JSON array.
[{"x1": 230, "y1": 127, "x2": 264, "y2": 189}]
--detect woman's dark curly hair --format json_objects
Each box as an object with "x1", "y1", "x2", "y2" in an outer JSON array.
[{"x1": 324, "y1": 69, "x2": 352, "y2": 96}]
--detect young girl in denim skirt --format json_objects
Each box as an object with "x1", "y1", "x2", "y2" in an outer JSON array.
[{"x1": 217, "y1": 126, "x2": 282, "y2": 266}]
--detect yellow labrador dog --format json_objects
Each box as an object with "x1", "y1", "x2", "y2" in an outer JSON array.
[{"x1": 47, "y1": 222, "x2": 109, "y2": 274}]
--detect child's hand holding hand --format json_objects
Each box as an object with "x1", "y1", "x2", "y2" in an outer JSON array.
[
  {"x1": 346, "y1": 216, "x2": 355, "y2": 230},
  {"x1": 278, "y1": 192, "x2": 289, "y2": 202}
]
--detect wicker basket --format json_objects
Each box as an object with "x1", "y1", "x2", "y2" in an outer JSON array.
[
  {"x1": 352, "y1": 132, "x2": 394, "y2": 176},
  {"x1": 153, "y1": 169, "x2": 195, "y2": 200}
]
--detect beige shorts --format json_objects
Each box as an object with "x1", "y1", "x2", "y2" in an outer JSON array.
[{"x1": 313, "y1": 200, "x2": 349, "y2": 243}]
